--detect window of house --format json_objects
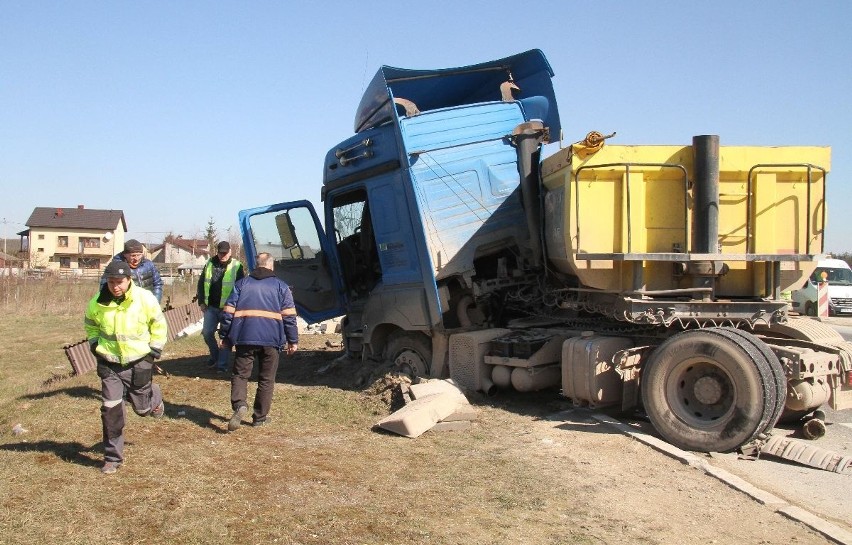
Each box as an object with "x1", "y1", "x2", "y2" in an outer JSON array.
[
  {"x1": 59, "y1": 257, "x2": 71, "y2": 268},
  {"x1": 78, "y1": 257, "x2": 100, "y2": 269},
  {"x1": 58, "y1": 236, "x2": 69, "y2": 247},
  {"x1": 37, "y1": 248, "x2": 44, "y2": 252},
  {"x1": 82, "y1": 237, "x2": 100, "y2": 248},
  {"x1": 38, "y1": 234, "x2": 44, "y2": 240}
]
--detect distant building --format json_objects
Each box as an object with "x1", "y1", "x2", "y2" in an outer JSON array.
[
  {"x1": 149, "y1": 235, "x2": 209, "y2": 276},
  {"x1": 21, "y1": 205, "x2": 127, "y2": 275},
  {"x1": 0, "y1": 251, "x2": 24, "y2": 269}
]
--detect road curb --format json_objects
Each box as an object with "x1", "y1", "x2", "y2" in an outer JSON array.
[{"x1": 589, "y1": 413, "x2": 852, "y2": 545}]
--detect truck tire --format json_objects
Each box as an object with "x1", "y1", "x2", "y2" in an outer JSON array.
[
  {"x1": 385, "y1": 331, "x2": 432, "y2": 378},
  {"x1": 641, "y1": 329, "x2": 780, "y2": 453}
]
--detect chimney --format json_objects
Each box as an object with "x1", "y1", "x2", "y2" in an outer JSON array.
[{"x1": 77, "y1": 205, "x2": 85, "y2": 209}]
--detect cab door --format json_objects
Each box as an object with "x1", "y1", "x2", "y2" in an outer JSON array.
[{"x1": 238, "y1": 200, "x2": 346, "y2": 323}]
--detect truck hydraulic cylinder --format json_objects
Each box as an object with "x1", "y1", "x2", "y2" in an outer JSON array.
[
  {"x1": 692, "y1": 135, "x2": 720, "y2": 254},
  {"x1": 514, "y1": 121, "x2": 546, "y2": 268}
]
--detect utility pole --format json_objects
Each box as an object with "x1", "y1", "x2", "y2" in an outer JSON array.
[{"x1": 2, "y1": 218, "x2": 7, "y2": 255}]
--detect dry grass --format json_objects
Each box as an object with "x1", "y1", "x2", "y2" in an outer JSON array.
[
  {"x1": 0, "y1": 282, "x2": 833, "y2": 545},
  {"x1": 0, "y1": 274, "x2": 197, "y2": 315}
]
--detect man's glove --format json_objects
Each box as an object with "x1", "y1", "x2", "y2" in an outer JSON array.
[
  {"x1": 149, "y1": 347, "x2": 162, "y2": 360},
  {"x1": 88, "y1": 339, "x2": 98, "y2": 356}
]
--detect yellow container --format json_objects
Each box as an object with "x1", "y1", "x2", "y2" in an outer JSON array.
[{"x1": 541, "y1": 142, "x2": 830, "y2": 297}]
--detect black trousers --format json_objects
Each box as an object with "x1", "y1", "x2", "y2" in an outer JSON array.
[{"x1": 230, "y1": 345, "x2": 280, "y2": 423}]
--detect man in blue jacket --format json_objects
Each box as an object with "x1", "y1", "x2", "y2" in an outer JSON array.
[
  {"x1": 219, "y1": 252, "x2": 298, "y2": 431},
  {"x1": 100, "y1": 239, "x2": 164, "y2": 303}
]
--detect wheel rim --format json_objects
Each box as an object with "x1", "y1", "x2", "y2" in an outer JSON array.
[
  {"x1": 393, "y1": 348, "x2": 429, "y2": 377},
  {"x1": 665, "y1": 359, "x2": 735, "y2": 427}
]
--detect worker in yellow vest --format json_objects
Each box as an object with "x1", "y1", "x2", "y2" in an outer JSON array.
[{"x1": 197, "y1": 241, "x2": 245, "y2": 372}]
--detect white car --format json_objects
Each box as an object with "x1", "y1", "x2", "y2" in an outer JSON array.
[{"x1": 790, "y1": 258, "x2": 852, "y2": 316}]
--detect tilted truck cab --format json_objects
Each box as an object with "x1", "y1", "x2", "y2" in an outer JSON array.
[
  {"x1": 239, "y1": 49, "x2": 561, "y2": 372},
  {"x1": 240, "y1": 49, "x2": 852, "y2": 453}
]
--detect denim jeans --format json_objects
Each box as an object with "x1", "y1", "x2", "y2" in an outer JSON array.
[{"x1": 202, "y1": 307, "x2": 232, "y2": 370}]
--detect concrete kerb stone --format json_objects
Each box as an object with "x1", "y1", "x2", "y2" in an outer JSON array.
[
  {"x1": 777, "y1": 506, "x2": 852, "y2": 545},
  {"x1": 586, "y1": 412, "x2": 852, "y2": 545}
]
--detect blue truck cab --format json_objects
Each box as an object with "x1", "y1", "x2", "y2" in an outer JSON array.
[{"x1": 238, "y1": 49, "x2": 560, "y2": 375}]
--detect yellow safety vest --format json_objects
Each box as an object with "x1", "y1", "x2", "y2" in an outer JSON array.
[{"x1": 203, "y1": 259, "x2": 242, "y2": 308}]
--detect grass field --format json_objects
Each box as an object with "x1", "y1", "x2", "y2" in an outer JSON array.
[{"x1": 0, "y1": 277, "x2": 832, "y2": 544}]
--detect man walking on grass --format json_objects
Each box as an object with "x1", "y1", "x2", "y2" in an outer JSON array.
[
  {"x1": 86, "y1": 260, "x2": 167, "y2": 474},
  {"x1": 219, "y1": 252, "x2": 298, "y2": 431},
  {"x1": 198, "y1": 241, "x2": 245, "y2": 372}
]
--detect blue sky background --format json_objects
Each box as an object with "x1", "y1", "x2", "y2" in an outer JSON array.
[{"x1": 2, "y1": 2, "x2": 851, "y2": 251}]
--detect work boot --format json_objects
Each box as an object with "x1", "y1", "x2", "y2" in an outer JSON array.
[
  {"x1": 252, "y1": 417, "x2": 271, "y2": 428},
  {"x1": 228, "y1": 406, "x2": 248, "y2": 432},
  {"x1": 151, "y1": 401, "x2": 165, "y2": 419},
  {"x1": 101, "y1": 461, "x2": 121, "y2": 475}
]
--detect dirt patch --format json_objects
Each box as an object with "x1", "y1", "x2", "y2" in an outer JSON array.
[{"x1": 282, "y1": 333, "x2": 412, "y2": 410}]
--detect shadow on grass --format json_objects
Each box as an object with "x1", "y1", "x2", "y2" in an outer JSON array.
[
  {"x1": 162, "y1": 401, "x2": 230, "y2": 434},
  {"x1": 20, "y1": 385, "x2": 101, "y2": 401},
  {"x1": 158, "y1": 349, "x2": 366, "y2": 392},
  {"x1": 0, "y1": 440, "x2": 101, "y2": 468}
]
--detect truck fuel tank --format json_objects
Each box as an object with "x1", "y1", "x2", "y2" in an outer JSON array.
[{"x1": 562, "y1": 332, "x2": 633, "y2": 408}]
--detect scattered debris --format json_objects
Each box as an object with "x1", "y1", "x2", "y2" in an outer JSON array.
[
  {"x1": 298, "y1": 317, "x2": 342, "y2": 335},
  {"x1": 12, "y1": 423, "x2": 27, "y2": 436},
  {"x1": 759, "y1": 434, "x2": 852, "y2": 474},
  {"x1": 364, "y1": 373, "x2": 411, "y2": 412},
  {"x1": 374, "y1": 379, "x2": 479, "y2": 438},
  {"x1": 176, "y1": 319, "x2": 202, "y2": 338}
]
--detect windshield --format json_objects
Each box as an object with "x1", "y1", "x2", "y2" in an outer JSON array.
[{"x1": 810, "y1": 266, "x2": 852, "y2": 286}]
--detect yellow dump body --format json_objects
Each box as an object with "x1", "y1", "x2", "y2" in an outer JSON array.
[{"x1": 541, "y1": 143, "x2": 830, "y2": 297}]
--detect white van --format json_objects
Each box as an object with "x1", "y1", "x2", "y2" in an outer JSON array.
[{"x1": 791, "y1": 258, "x2": 852, "y2": 316}]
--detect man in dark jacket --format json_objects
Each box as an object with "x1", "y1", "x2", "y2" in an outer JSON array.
[
  {"x1": 100, "y1": 239, "x2": 164, "y2": 302},
  {"x1": 198, "y1": 241, "x2": 245, "y2": 371},
  {"x1": 219, "y1": 252, "x2": 298, "y2": 431}
]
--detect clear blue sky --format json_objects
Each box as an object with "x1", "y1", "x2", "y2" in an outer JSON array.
[{"x1": 2, "y1": 2, "x2": 851, "y2": 251}]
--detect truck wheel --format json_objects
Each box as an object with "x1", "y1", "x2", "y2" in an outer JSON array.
[
  {"x1": 641, "y1": 329, "x2": 780, "y2": 452},
  {"x1": 385, "y1": 331, "x2": 432, "y2": 378},
  {"x1": 712, "y1": 327, "x2": 786, "y2": 433}
]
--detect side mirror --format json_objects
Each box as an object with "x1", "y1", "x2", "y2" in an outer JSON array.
[{"x1": 275, "y1": 212, "x2": 299, "y2": 249}]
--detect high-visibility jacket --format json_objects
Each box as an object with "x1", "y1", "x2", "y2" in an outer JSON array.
[
  {"x1": 199, "y1": 258, "x2": 244, "y2": 309},
  {"x1": 84, "y1": 282, "x2": 168, "y2": 366}
]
